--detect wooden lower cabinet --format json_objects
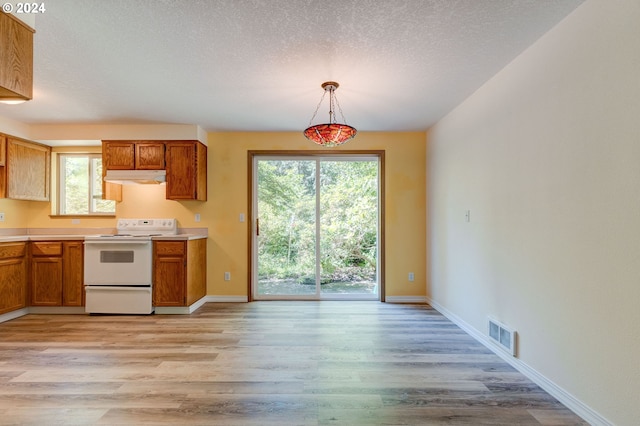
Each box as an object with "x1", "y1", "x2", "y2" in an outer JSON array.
[
  {"x1": 62, "y1": 241, "x2": 84, "y2": 306},
  {"x1": 0, "y1": 242, "x2": 27, "y2": 315},
  {"x1": 30, "y1": 241, "x2": 84, "y2": 307},
  {"x1": 153, "y1": 239, "x2": 206, "y2": 307},
  {"x1": 31, "y1": 256, "x2": 63, "y2": 306}
]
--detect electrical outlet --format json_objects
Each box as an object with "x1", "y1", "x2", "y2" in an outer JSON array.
[
  {"x1": 224, "y1": 272, "x2": 231, "y2": 281},
  {"x1": 408, "y1": 272, "x2": 415, "y2": 282},
  {"x1": 195, "y1": 213, "x2": 201, "y2": 222},
  {"x1": 71, "y1": 219, "x2": 80, "y2": 225},
  {"x1": 0, "y1": 212, "x2": 4, "y2": 222}
]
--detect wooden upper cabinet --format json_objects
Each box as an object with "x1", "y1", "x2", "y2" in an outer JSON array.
[
  {"x1": 103, "y1": 141, "x2": 135, "y2": 170},
  {"x1": 0, "y1": 136, "x2": 50, "y2": 201},
  {"x1": 0, "y1": 134, "x2": 6, "y2": 166},
  {"x1": 102, "y1": 140, "x2": 206, "y2": 201},
  {"x1": 0, "y1": 11, "x2": 34, "y2": 101},
  {"x1": 103, "y1": 141, "x2": 165, "y2": 170},
  {"x1": 135, "y1": 142, "x2": 165, "y2": 169},
  {"x1": 165, "y1": 141, "x2": 207, "y2": 201}
]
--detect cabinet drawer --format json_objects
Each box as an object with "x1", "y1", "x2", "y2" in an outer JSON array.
[
  {"x1": 154, "y1": 241, "x2": 185, "y2": 256},
  {"x1": 31, "y1": 242, "x2": 63, "y2": 256},
  {"x1": 0, "y1": 242, "x2": 27, "y2": 259}
]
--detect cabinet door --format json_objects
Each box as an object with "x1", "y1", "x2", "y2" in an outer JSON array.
[
  {"x1": 165, "y1": 143, "x2": 196, "y2": 200},
  {"x1": 31, "y1": 257, "x2": 63, "y2": 306},
  {"x1": 103, "y1": 142, "x2": 135, "y2": 170},
  {"x1": 6, "y1": 138, "x2": 50, "y2": 201},
  {"x1": 135, "y1": 143, "x2": 165, "y2": 169},
  {"x1": 153, "y1": 256, "x2": 186, "y2": 306},
  {"x1": 63, "y1": 241, "x2": 84, "y2": 306},
  {"x1": 153, "y1": 241, "x2": 186, "y2": 306},
  {"x1": 0, "y1": 257, "x2": 27, "y2": 315},
  {"x1": 0, "y1": 12, "x2": 34, "y2": 100},
  {"x1": 0, "y1": 134, "x2": 6, "y2": 166},
  {"x1": 0, "y1": 242, "x2": 27, "y2": 314},
  {"x1": 165, "y1": 142, "x2": 207, "y2": 200}
]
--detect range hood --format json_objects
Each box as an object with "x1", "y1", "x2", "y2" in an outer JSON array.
[{"x1": 104, "y1": 170, "x2": 166, "y2": 185}]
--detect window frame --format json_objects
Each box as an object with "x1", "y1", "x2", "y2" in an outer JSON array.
[{"x1": 56, "y1": 152, "x2": 115, "y2": 216}]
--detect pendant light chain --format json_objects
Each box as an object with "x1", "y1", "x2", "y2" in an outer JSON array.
[
  {"x1": 307, "y1": 90, "x2": 327, "y2": 126},
  {"x1": 333, "y1": 93, "x2": 349, "y2": 125},
  {"x1": 328, "y1": 85, "x2": 336, "y2": 124}
]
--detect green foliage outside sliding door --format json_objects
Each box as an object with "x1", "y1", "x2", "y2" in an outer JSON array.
[{"x1": 256, "y1": 158, "x2": 378, "y2": 295}]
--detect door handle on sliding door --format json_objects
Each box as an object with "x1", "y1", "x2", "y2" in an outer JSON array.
[{"x1": 256, "y1": 218, "x2": 259, "y2": 236}]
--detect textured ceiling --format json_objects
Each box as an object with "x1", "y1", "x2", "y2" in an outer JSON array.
[{"x1": 0, "y1": 0, "x2": 584, "y2": 134}]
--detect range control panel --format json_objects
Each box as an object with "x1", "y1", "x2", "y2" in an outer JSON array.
[{"x1": 116, "y1": 218, "x2": 177, "y2": 235}]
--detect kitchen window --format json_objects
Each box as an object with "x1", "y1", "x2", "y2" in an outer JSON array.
[{"x1": 58, "y1": 153, "x2": 115, "y2": 215}]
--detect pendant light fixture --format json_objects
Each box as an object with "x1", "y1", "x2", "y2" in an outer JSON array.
[{"x1": 304, "y1": 81, "x2": 357, "y2": 147}]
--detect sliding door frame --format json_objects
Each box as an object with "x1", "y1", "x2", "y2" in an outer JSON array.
[{"x1": 248, "y1": 150, "x2": 385, "y2": 302}]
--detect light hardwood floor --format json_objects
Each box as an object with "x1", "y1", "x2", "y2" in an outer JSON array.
[{"x1": 0, "y1": 302, "x2": 587, "y2": 425}]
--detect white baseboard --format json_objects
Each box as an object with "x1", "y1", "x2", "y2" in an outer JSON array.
[
  {"x1": 385, "y1": 296, "x2": 427, "y2": 303},
  {"x1": 0, "y1": 308, "x2": 29, "y2": 324},
  {"x1": 1, "y1": 306, "x2": 86, "y2": 323},
  {"x1": 426, "y1": 297, "x2": 612, "y2": 426},
  {"x1": 204, "y1": 295, "x2": 249, "y2": 303},
  {"x1": 155, "y1": 296, "x2": 209, "y2": 314}
]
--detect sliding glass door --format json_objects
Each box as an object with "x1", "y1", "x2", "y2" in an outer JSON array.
[{"x1": 252, "y1": 156, "x2": 380, "y2": 300}]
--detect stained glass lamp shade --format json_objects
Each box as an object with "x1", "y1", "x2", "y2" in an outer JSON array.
[{"x1": 303, "y1": 82, "x2": 357, "y2": 147}]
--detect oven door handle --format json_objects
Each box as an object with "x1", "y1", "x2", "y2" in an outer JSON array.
[{"x1": 84, "y1": 240, "x2": 151, "y2": 245}]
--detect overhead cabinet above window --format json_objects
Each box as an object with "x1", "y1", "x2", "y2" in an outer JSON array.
[
  {"x1": 0, "y1": 133, "x2": 51, "y2": 201},
  {"x1": 102, "y1": 140, "x2": 207, "y2": 201}
]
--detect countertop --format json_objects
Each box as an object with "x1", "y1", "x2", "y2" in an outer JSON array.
[{"x1": 0, "y1": 233, "x2": 207, "y2": 243}]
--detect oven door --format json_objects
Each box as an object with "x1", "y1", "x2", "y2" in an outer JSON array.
[{"x1": 84, "y1": 240, "x2": 152, "y2": 286}]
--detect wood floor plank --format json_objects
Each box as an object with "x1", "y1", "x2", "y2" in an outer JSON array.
[{"x1": 0, "y1": 302, "x2": 588, "y2": 425}]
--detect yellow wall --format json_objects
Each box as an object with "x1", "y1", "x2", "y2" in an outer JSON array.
[
  {"x1": 206, "y1": 132, "x2": 427, "y2": 299},
  {"x1": 0, "y1": 198, "x2": 30, "y2": 229},
  {"x1": 2, "y1": 131, "x2": 427, "y2": 300}
]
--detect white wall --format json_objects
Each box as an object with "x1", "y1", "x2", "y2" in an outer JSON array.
[{"x1": 426, "y1": 1, "x2": 640, "y2": 425}]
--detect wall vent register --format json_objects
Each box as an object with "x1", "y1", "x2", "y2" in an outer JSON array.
[{"x1": 488, "y1": 317, "x2": 517, "y2": 356}]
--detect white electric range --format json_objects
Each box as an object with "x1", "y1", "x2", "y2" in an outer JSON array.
[{"x1": 84, "y1": 218, "x2": 177, "y2": 314}]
